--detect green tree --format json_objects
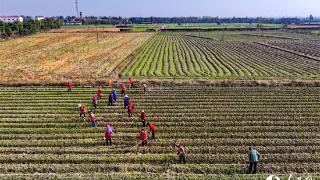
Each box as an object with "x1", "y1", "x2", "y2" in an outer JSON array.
[
  {"x1": 309, "y1": 14, "x2": 314, "y2": 24},
  {"x1": 12, "y1": 22, "x2": 24, "y2": 35},
  {"x1": 5, "y1": 26, "x2": 13, "y2": 37},
  {"x1": 0, "y1": 21, "x2": 5, "y2": 38}
]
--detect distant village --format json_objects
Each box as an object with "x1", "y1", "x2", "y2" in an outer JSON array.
[{"x1": 1, "y1": 15, "x2": 319, "y2": 29}]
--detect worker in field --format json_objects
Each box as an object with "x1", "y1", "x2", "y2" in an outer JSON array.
[
  {"x1": 97, "y1": 87, "x2": 102, "y2": 100},
  {"x1": 128, "y1": 78, "x2": 134, "y2": 88},
  {"x1": 176, "y1": 144, "x2": 186, "y2": 164},
  {"x1": 147, "y1": 122, "x2": 157, "y2": 139},
  {"x1": 139, "y1": 129, "x2": 148, "y2": 146},
  {"x1": 124, "y1": 94, "x2": 129, "y2": 109},
  {"x1": 78, "y1": 104, "x2": 82, "y2": 116},
  {"x1": 121, "y1": 84, "x2": 126, "y2": 96},
  {"x1": 67, "y1": 82, "x2": 74, "y2": 93},
  {"x1": 108, "y1": 92, "x2": 114, "y2": 106},
  {"x1": 128, "y1": 100, "x2": 134, "y2": 117},
  {"x1": 112, "y1": 89, "x2": 118, "y2": 102},
  {"x1": 142, "y1": 83, "x2": 147, "y2": 93},
  {"x1": 79, "y1": 104, "x2": 87, "y2": 118},
  {"x1": 140, "y1": 110, "x2": 147, "y2": 127},
  {"x1": 104, "y1": 124, "x2": 113, "y2": 146},
  {"x1": 88, "y1": 110, "x2": 97, "y2": 128},
  {"x1": 248, "y1": 147, "x2": 261, "y2": 174},
  {"x1": 92, "y1": 96, "x2": 98, "y2": 109},
  {"x1": 106, "y1": 80, "x2": 111, "y2": 87}
]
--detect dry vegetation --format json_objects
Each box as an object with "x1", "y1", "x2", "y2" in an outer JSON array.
[{"x1": 0, "y1": 32, "x2": 153, "y2": 84}]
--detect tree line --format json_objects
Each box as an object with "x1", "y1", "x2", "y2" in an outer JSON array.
[
  {"x1": 78, "y1": 16, "x2": 316, "y2": 25},
  {"x1": 0, "y1": 18, "x2": 63, "y2": 39}
]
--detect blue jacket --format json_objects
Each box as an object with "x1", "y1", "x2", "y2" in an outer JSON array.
[
  {"x1": 105, "y1": 128, "x2": 113, "y2": 133},
  {"x1": 113, "y1": 90, "x2": 118, "y2": 100},
  {"x1": 124, "y1": 96, "x2": 129, "y2": 105},
  {"x1": 248, "y1": 150, "x2": 260, "y2": 162}
]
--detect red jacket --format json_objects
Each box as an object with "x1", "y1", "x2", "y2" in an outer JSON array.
[
  {"x1": 148, "y1": 123, "x2": 157, "y2": 132},
  {"x1": 106, "y1": 80, "x2": 111, "y2": 87},
  {"x1": 129, "y1": 101, "x2": 134, "y2": 107},
  {"x1": 93, "y1": 96, "x2": 97, "y2": 103},
  {"x1": 121, "y1": 85, "x2": 126, "y2": 91},
  {"x1": 140, "y1": 112, "x2": 147, "y2": 121},
  {"x1": 80, "y1": 106, "x2": 86, "y2": 113},
  {"x1": 67, "y1": 82, "x2": 73, "y2": 88},
  {"x1": 97, "y1": 89, "x2": 102, "y2": 96},
  {"x1": 128, "y1": 106, "x2": 134, "y2": 113},
  {"x1": 105, "y1": 132, "x2": 112, "y2": 138},
  {"x1": 128, "y1": 101, "x2": 134, "y2": 111},
  {"x1": 89, "y1": 114, "x2": 97, "y2": 122},
  {"x1": 177, "y1": 145, "x2": 185, "y2": 154},
  {"x1": 139, "y1": 131, "x2": 148, "y2": 141}
]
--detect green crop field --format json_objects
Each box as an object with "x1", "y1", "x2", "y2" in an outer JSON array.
[
  {"x1": 122, "y1": 32, "x2": 320, "y2": 80},
  {"x1": 0, "y1": 86, "x2": 318, "y2": 179}
]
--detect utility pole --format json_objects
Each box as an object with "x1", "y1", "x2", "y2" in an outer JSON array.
[
  {"x1": 96, "y1": 26, "x2": 99, "y2": 43},
  {"x1": 221, "y1": 25, "x2": 226, "y2": 42},
  {"x1": 75, "y1": 0, "x2": 79, "y2": 18}
]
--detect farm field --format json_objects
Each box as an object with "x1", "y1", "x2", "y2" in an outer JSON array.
[
  {"x1": 184, "y1": 30, "x2": 320, "y2": 41},
  {"x1": 266, "y1": 40, "x2": 320, "y2": 58},
  {"x1": 163, "y1": 23, "x2": 282, "y2": 30},
  {"x1": 122, "y1": 32, "x2": 320, "y2": 80},
  {"x1": 0, "y1": 86, "x2": 318, "y2": 179},
  {"x1": 0, "y1": 32, "x2": 153, "y2": 84}
]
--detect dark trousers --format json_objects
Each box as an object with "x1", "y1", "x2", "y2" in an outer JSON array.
[
  {"x1": 91, "y1": 122, "x2": 97, "y2": 128},
  {"x1": 93, "y1": 102, "x2": 97, "y2": 109},
  {"x1": 68, "y1": 88, "x2": 72, "y2": 93},
  {"x1": 105, "y1": 137, "x2": 112, "y2": 146},
  {"x1": 124, "y1": 105, "x2": 128, "y2": 109},
  {"x1": 142, "y1": 120, "x2": 146, "y2": 127},
  {"x1": 141, "y1": 140, "x2": 147, "y2": 146},
  {"x1": 144, "y1": 87, "x2": 146, "y2": 93},
  {"x1": 108, "y1": 100, "x2": 113, "y2": 106},
  {"x1": 151, "y1": 131, "x2": 155, "y2": 139},
  {"x1": 128, "y1": 113, "x2": 132, "y2": 117},
  {"x1": 80, "y1": 113, "x2": 85, "y2": 117},
  {"x1": 121, "y1": 90, "x2": 125, "y2": 96},
  {"x1": 179, "y1": 153, "x2": 186, "y2": 164},
  {"x1": 98, "y1": 95, "x2": 102, "y2": 100},
  {"x1": 248, "y1": 162, "x2": 258, "y2": 174}
]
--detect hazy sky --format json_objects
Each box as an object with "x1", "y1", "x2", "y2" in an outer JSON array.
[{"x1": 0, "y1": 0, "x2": 319, "y2": 17}]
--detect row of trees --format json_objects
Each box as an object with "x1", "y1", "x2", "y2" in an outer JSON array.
[
  {"x1": 0, "y1": 19, "x2": 63, "y2": 39},
  {"x1": 78, "y1": 16, "x2": 317, "y2": 25}
]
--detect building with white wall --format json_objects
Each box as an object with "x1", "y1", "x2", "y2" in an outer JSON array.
[
  {"x1": 35, "y1": 16, "x2": 45, "y2": 21},
  {"x1": 0, "y1": 16, "x2": 23, "y2": 23}
]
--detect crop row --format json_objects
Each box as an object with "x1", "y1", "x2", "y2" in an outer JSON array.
[
  {"x1": 0, "y1": 153, "x2": 319, "y2": 164},
  {"x1": 0, "y1": 145, "x2": 318, "y2": 155},
  {"x1": 0, "y1": 137, "x2": 317, "y2": 147},
  {"x1": 0, "y1": 173, "x2": 316, "y2": 180},
  {"x1": 268, "y1": 40, "x2": 320, "y2": 58},
  {"x1": 122, "y1": 33, "x2": 320, "y2": 80},
  {"x1": 0, "y1": 163, "x2": 317, "y2": 175},
  {"x1": 0, "y1": 86, "x2": 318, "y2": 176}
]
